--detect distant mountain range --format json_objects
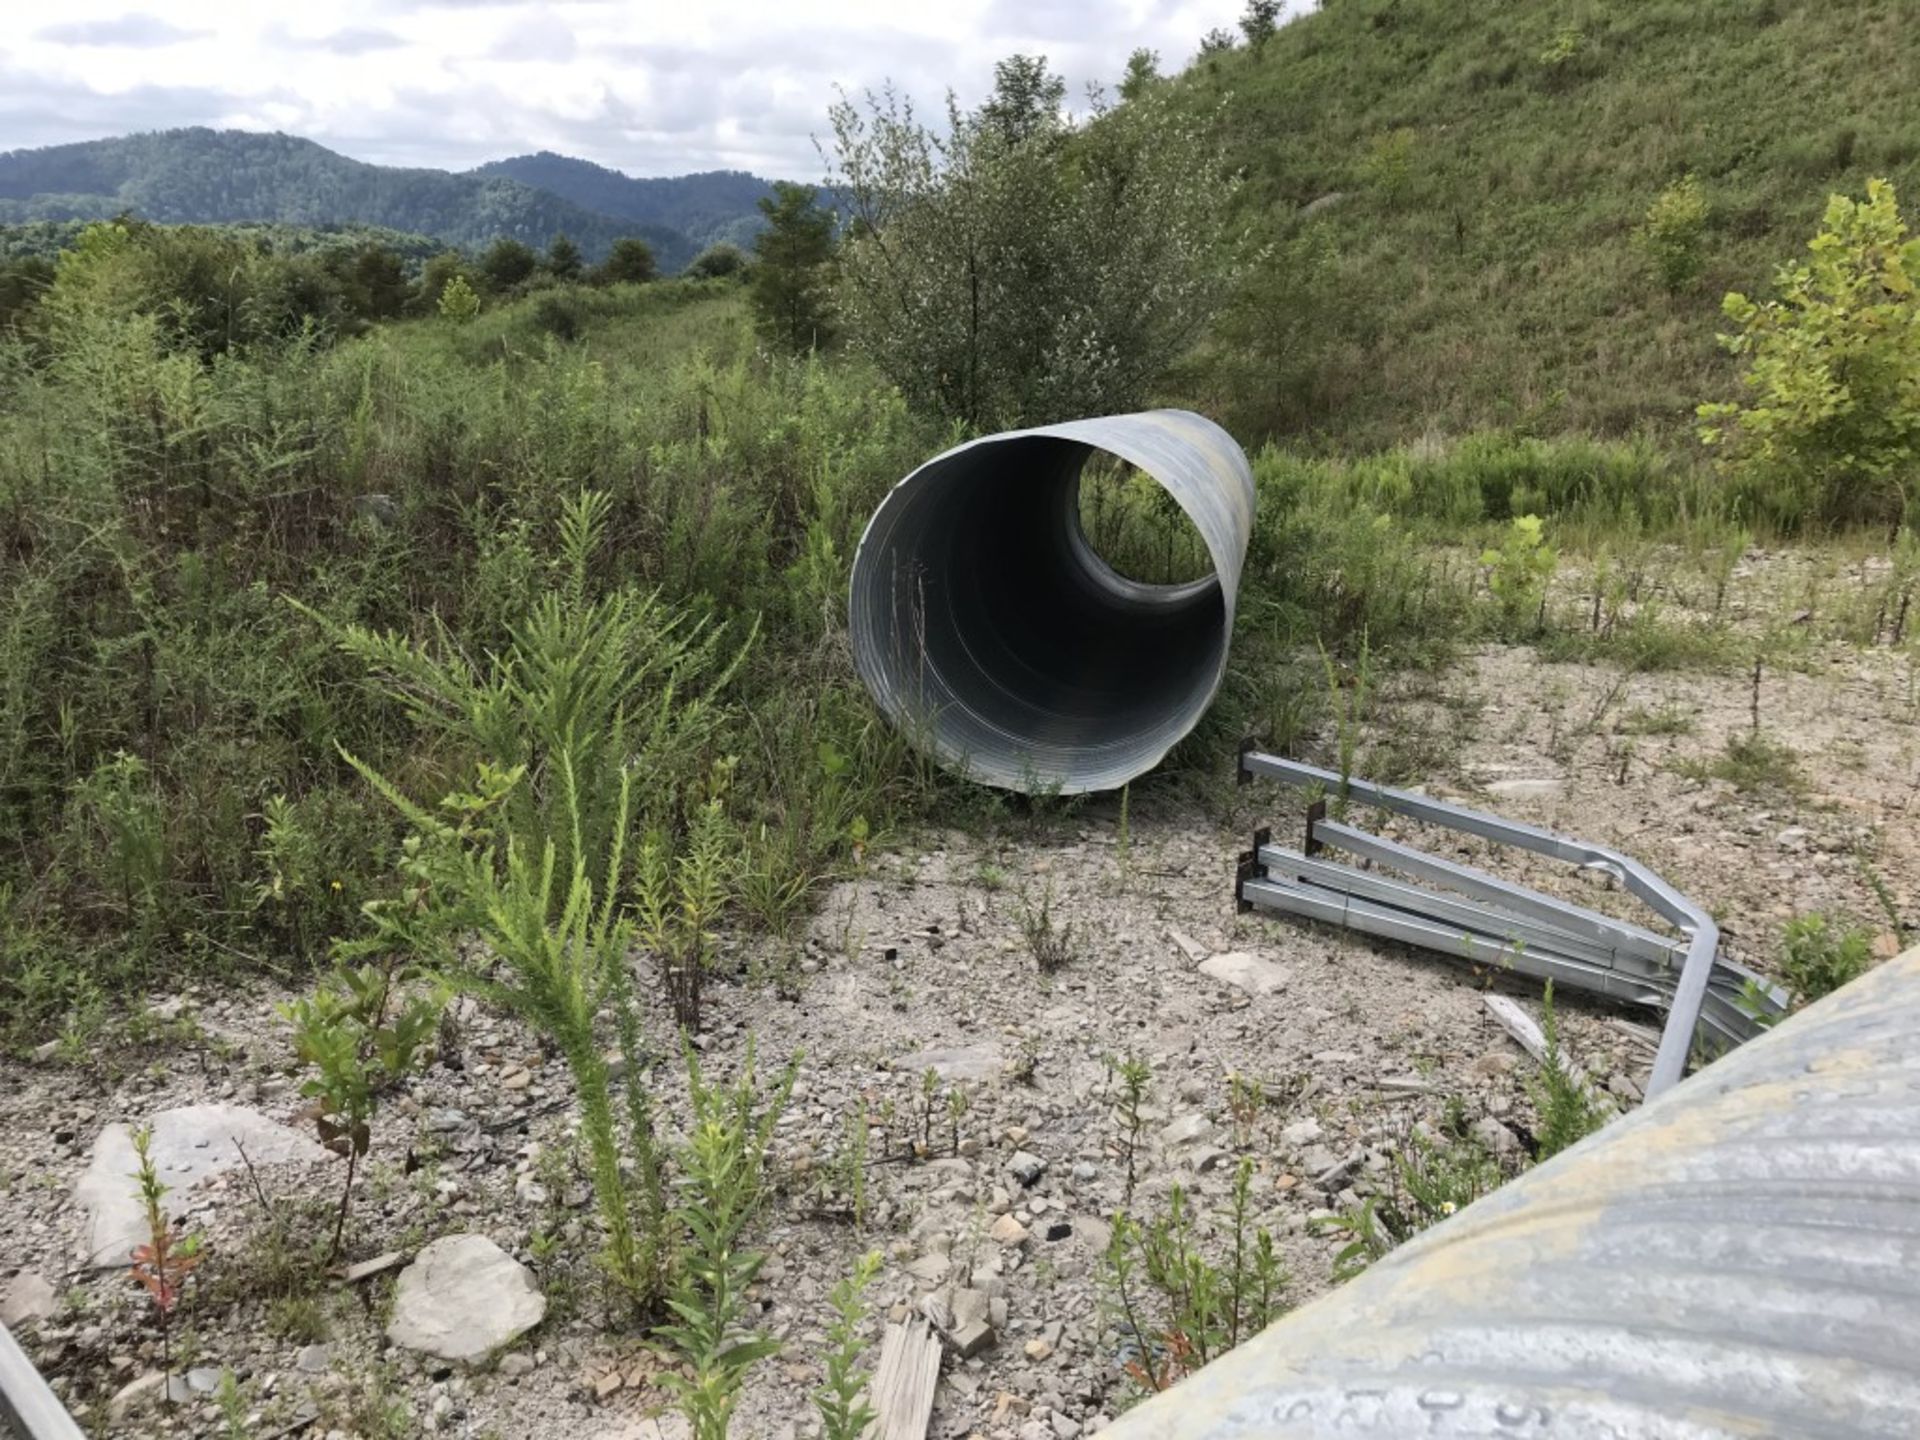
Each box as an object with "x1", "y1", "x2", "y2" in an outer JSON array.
[{"x1": 0, "y1": 129, "x2": 787, "y2": 272}]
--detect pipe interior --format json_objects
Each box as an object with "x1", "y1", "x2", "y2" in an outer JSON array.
[{"x1": 887, "y1": 436, "x2": 1226, "y2": 769}]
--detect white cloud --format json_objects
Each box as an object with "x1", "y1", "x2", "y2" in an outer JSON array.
[{"x1": 5, "y1": 1, "x2": 1305, "y2": 177}]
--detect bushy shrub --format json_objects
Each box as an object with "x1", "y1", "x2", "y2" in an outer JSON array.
[
  {"x1": 1698, "y1": 178, "x2": 1920, "y2": 528},
  {"x1": 1636, "y1": 174, "x2": 1709, "y2": 292}
]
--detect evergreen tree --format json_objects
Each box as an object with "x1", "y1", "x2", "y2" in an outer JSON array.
[
  {"x1": 478, "y1": 237, "x2": 538, "y2": 293},
  {"x1": 596, "y1": 236, "x2": 657, "y2": 285},
  {"x1": 546, "y1": 232, "x2": 584, "y2": 281},
  {"x1": 749, "y1": 183, "x2": 835, "y2": 352}
]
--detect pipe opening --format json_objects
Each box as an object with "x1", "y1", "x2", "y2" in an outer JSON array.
[
  {"x1": 1076, "y1": 454, "x2": 1216, "y2": 586},
  {"x1": 849, "y1": 411, "x2": 1253, "y2": 794}
]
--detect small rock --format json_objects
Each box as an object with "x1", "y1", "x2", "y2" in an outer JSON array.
[
  {"x1": 1774, "y1": 827, "x2": 1810, "y2": 852},
  {"x1": 1191, "y1": 1147, "x2": 1233, "y2": 1174},
  {"x1": 1052, "y1": 1414, "x2": 1082, "y2": 1439},
  {"x1": 905, "y1": 1253, "x2": 951, "y2": 1283},
  {"x1": 500, "y1": 1068, "x2": 533, "y2": 1091},
  {"x1": 166, "y1": 1374, "x2": 193, "y2": 1405},
  {"x1": 1157, "y1": 1114, "x2": 1216, "y2": 1148},
  {"x1": 0, "y1": 1271, "x2": 58, "y2": 1327},
  {"x1": 1044, "y1": 1221, "x2": 1072, "y2": 1242},
  {"x1": 1009, "y1": 1151, "x2": 1047, "y2": 1186},
  {"x1": 1487, "y1": 777, "x2": 1563, "y2": 800},
  {"x1": 945, "y1": 1319, "x2": 995, "y2": 1358},
  {"x1": 1198, "y1": 952, "x2": 1288, "y2": 997},
  {"x1": 1024, "y1": 1338, "x2": 1054, "y2": 1361},
  {"x1": 32, "y1": 1039, "x2": 61, "y2": 1063},
  {"x1": 185, "y1": 1366, "x2": 223, "y2": 1395},
  {"x1": 1299, "y1": 1144, "x2": 1340, "y2": 1175},
  {"x1": 1280, "y1": 1118, "x2": 1323, "y2": 1147},
  {"x1": 1608, "y1": 1073, "x2": 1644, "y2": 1104},
  {"x1": 990, "y1": 1213, "x2": 1030, "y2": 1247},
  {"x1": 296, "y1": 1343, "x2": 331, "y2": 1374},
  {"x1": 1874, "y1": 932, "x2": 1903, "y2": 961},
  {"x1": 1470, "y1": 1117, "x2": 1521, "y2": 1158},
  {"x1": 109, "y1": 1372, "x2": 165, "y2": 1420},
  {"x1": 899, "y1": 1045, "x2": 1005, "y2": 1084},
  {"x1": 387, "y1": 1234, "x2": 547, "y2": 1362},
  {"x1": 951, "y1": 1288, "x2": 991, "y2": 1328}
]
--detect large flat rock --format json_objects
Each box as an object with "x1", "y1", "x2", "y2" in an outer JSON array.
[
  {"x1": 387, "y1": 1234, "x2": 546, "y2": 1362},
  {"x1": 73, "y1": 1104, "x2": 330, "y2": 1268}
]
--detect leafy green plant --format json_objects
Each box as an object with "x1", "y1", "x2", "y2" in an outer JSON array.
[
  {"x1": 1480, "y1": 514, "x2": 1557, "y2": 632},
  {"x1": 1104, "y1": 1160, "x2": 1286, "y2": 1393},
  {"x1": 659, "y1": 1040, "x2": 798, "y2": 1440},
  {"x1": 1698, "y1": 178, "x2": 1920, "y2": 527},
  {"x1": 129, "y1": 1124, "x2": 202, "y2": 1401},
  {"x1": 1779, "y1": 912, "x2": 1873, "y2": 1006},
  {"x1": 634, "y1": 785, "x2": 737, "y2": 1032},
  {"x1": 1316, "y1": 1103, "x2": 1500, "y2": 1279},
  {"x1": 813, "y1": 1251, "x2": 883, "y2": 1440},
  {"x1": 280, "y1": 960, "x2": 441, "y2": 1260},
  {"x1": 436, "y1": 272, "x2": 480, "y2": 322},
  {"x1": 1112, "y1": 1053, "x2": 1152, "y2": 1204},
  {"x1": 1529, "y1": 983, "x2": 1609, "y2": 1161},
  {"x1": 1016, "y1": 878, "x2": 1075, "y2": 973},
  {"x1": 1636, "y1": 174, "x2": 1709, "y2": 292}
]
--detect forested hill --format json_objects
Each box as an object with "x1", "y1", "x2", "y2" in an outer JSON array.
[
  {"x1": 470, "y1": 154, "x2": 776, "y2": 251},
  {"x1": 1179, "y1": 0, "x2": 1920, "y2": 448},
  {"x1": 0, "y1": 129, "x2": 746, "y2": 271}
]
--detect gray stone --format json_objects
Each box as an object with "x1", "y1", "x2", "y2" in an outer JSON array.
[
  {"x1": 1191, "y1": 1146, "x2": 1234, "y2": 1174},
  {"x1": 1157, "y1": 1113, "x2": 1216, "y2": 1148},
  {"x1": 0, "y1": 1271, "x2": 58, "y2": 1326},
  {"x1": 73, "y1": 1104, "x2": 330, "y2": 1268},
  {"x1": 1486, "y1": 777, "x2": 1564, "y2": 801},
  {"x1": 945, "y1": 1319, "x2": 995, "y2": 1358},
  {"x1": 185, "y1": 1367, "x2": 223, "y2": 1395},
  {"x1": 1470, "y1": 1117, "x2": 1521, "y2": 1159},
  {"x1": 1198, "y1": 952, "x2": 1289, "y2": 997},
  {"x1": 951, "y1": 1288, "x2": 991, "y2": 1328},
  {"x1": 1009, "y1": 1151, "x2": 1047, "y2": 1186},
  {"x1": 296, "y1": 1342, "x2": 331, "y2": 1374},
  {"x1": 108, "y1": 1372, "x2": 165, "y2": 1421},
  {"x1": 498, "y1": 1352, "x2": 535, "y2": 1379},
  {"x1": 387, "y1": 1234, "x2": 547, "y2": 1362},
  {"x1": 1281, "y1": 1117, "x2": 1324, "y2": 1147},
  {"x1": 899, "y1": 1045, "x2": 1004, "y2": 1084}
]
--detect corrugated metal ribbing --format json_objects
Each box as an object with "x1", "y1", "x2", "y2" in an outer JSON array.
[{"x1": 1104, "y1": 945, "x2": 1920, "y2": 1440}]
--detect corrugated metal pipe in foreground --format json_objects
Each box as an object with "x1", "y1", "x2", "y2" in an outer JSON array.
[
  {"x1": 848, "y1": 410, "x2": 1255, "y2": 794},
  {"x1": 1103, "y1": 943, "x2": 1920, "y2": 1440}
]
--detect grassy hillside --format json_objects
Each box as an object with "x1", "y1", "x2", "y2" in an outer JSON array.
[
  {"x1": 0, "y1": 129, "x2": 700, "y2": 270},
  {"x1": 1179, "y1": 0, "x2": 1920, "y2": 450},
  {"x1": 472, "y1": 153, "x2": 778, "y2": 250}
]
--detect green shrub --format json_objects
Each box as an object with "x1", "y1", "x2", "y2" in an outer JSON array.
[
  {"x1": 435, "y1": 272, "x2": 480, "y2": 322},
  {"x1": 1480, "y1": 514, "x2": 1558, "y2": 632},
  {"x1": 1698, "y1": 178, "x2": 1920, "y2": 528},
  {"x1": 1636, "y1": 174, "x2": 1709, "y2": 292},
  {"x1": 1779, "y1": 912, "x2": 1872, "y2": 1006}
]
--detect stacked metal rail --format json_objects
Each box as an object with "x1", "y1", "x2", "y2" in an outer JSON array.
[{"x1": 1236, "y1": 747, "x2": 1787, "y2": 1095}]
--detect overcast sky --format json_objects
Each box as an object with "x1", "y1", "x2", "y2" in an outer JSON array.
[{"x1": 0, "y1": 1, "x2": 1303, "y2": 180}]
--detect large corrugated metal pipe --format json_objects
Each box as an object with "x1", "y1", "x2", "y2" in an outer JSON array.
[
  {"x1": 849, "y1": 410, "x2": 1255, "y2": 793},
  {"x1": 1103, "y1": 943, "x2": 1920, "y2": 1440}
]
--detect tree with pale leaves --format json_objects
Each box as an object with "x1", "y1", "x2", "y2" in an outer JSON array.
[{"x1": 826, "y1": 66, "x2": 1239, "y2": 430}]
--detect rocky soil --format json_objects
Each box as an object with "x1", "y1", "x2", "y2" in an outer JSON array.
[{"x1": 2, "y1": 549, "x2": 1914, "y2": 1440}]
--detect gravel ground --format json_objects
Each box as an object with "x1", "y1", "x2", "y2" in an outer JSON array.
[{"x1": 2, "y1": 550, "x2": 1914, "y2": 1440}]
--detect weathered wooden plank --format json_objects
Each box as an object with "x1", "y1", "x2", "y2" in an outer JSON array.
[{"x1": 867, "y1": 1318, "x2": 941, "y2": 1440}]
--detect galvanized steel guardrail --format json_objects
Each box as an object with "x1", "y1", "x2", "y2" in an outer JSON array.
[{"x1": 1235, "y1": 749, "x2": 1787, "y2": 1096}]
